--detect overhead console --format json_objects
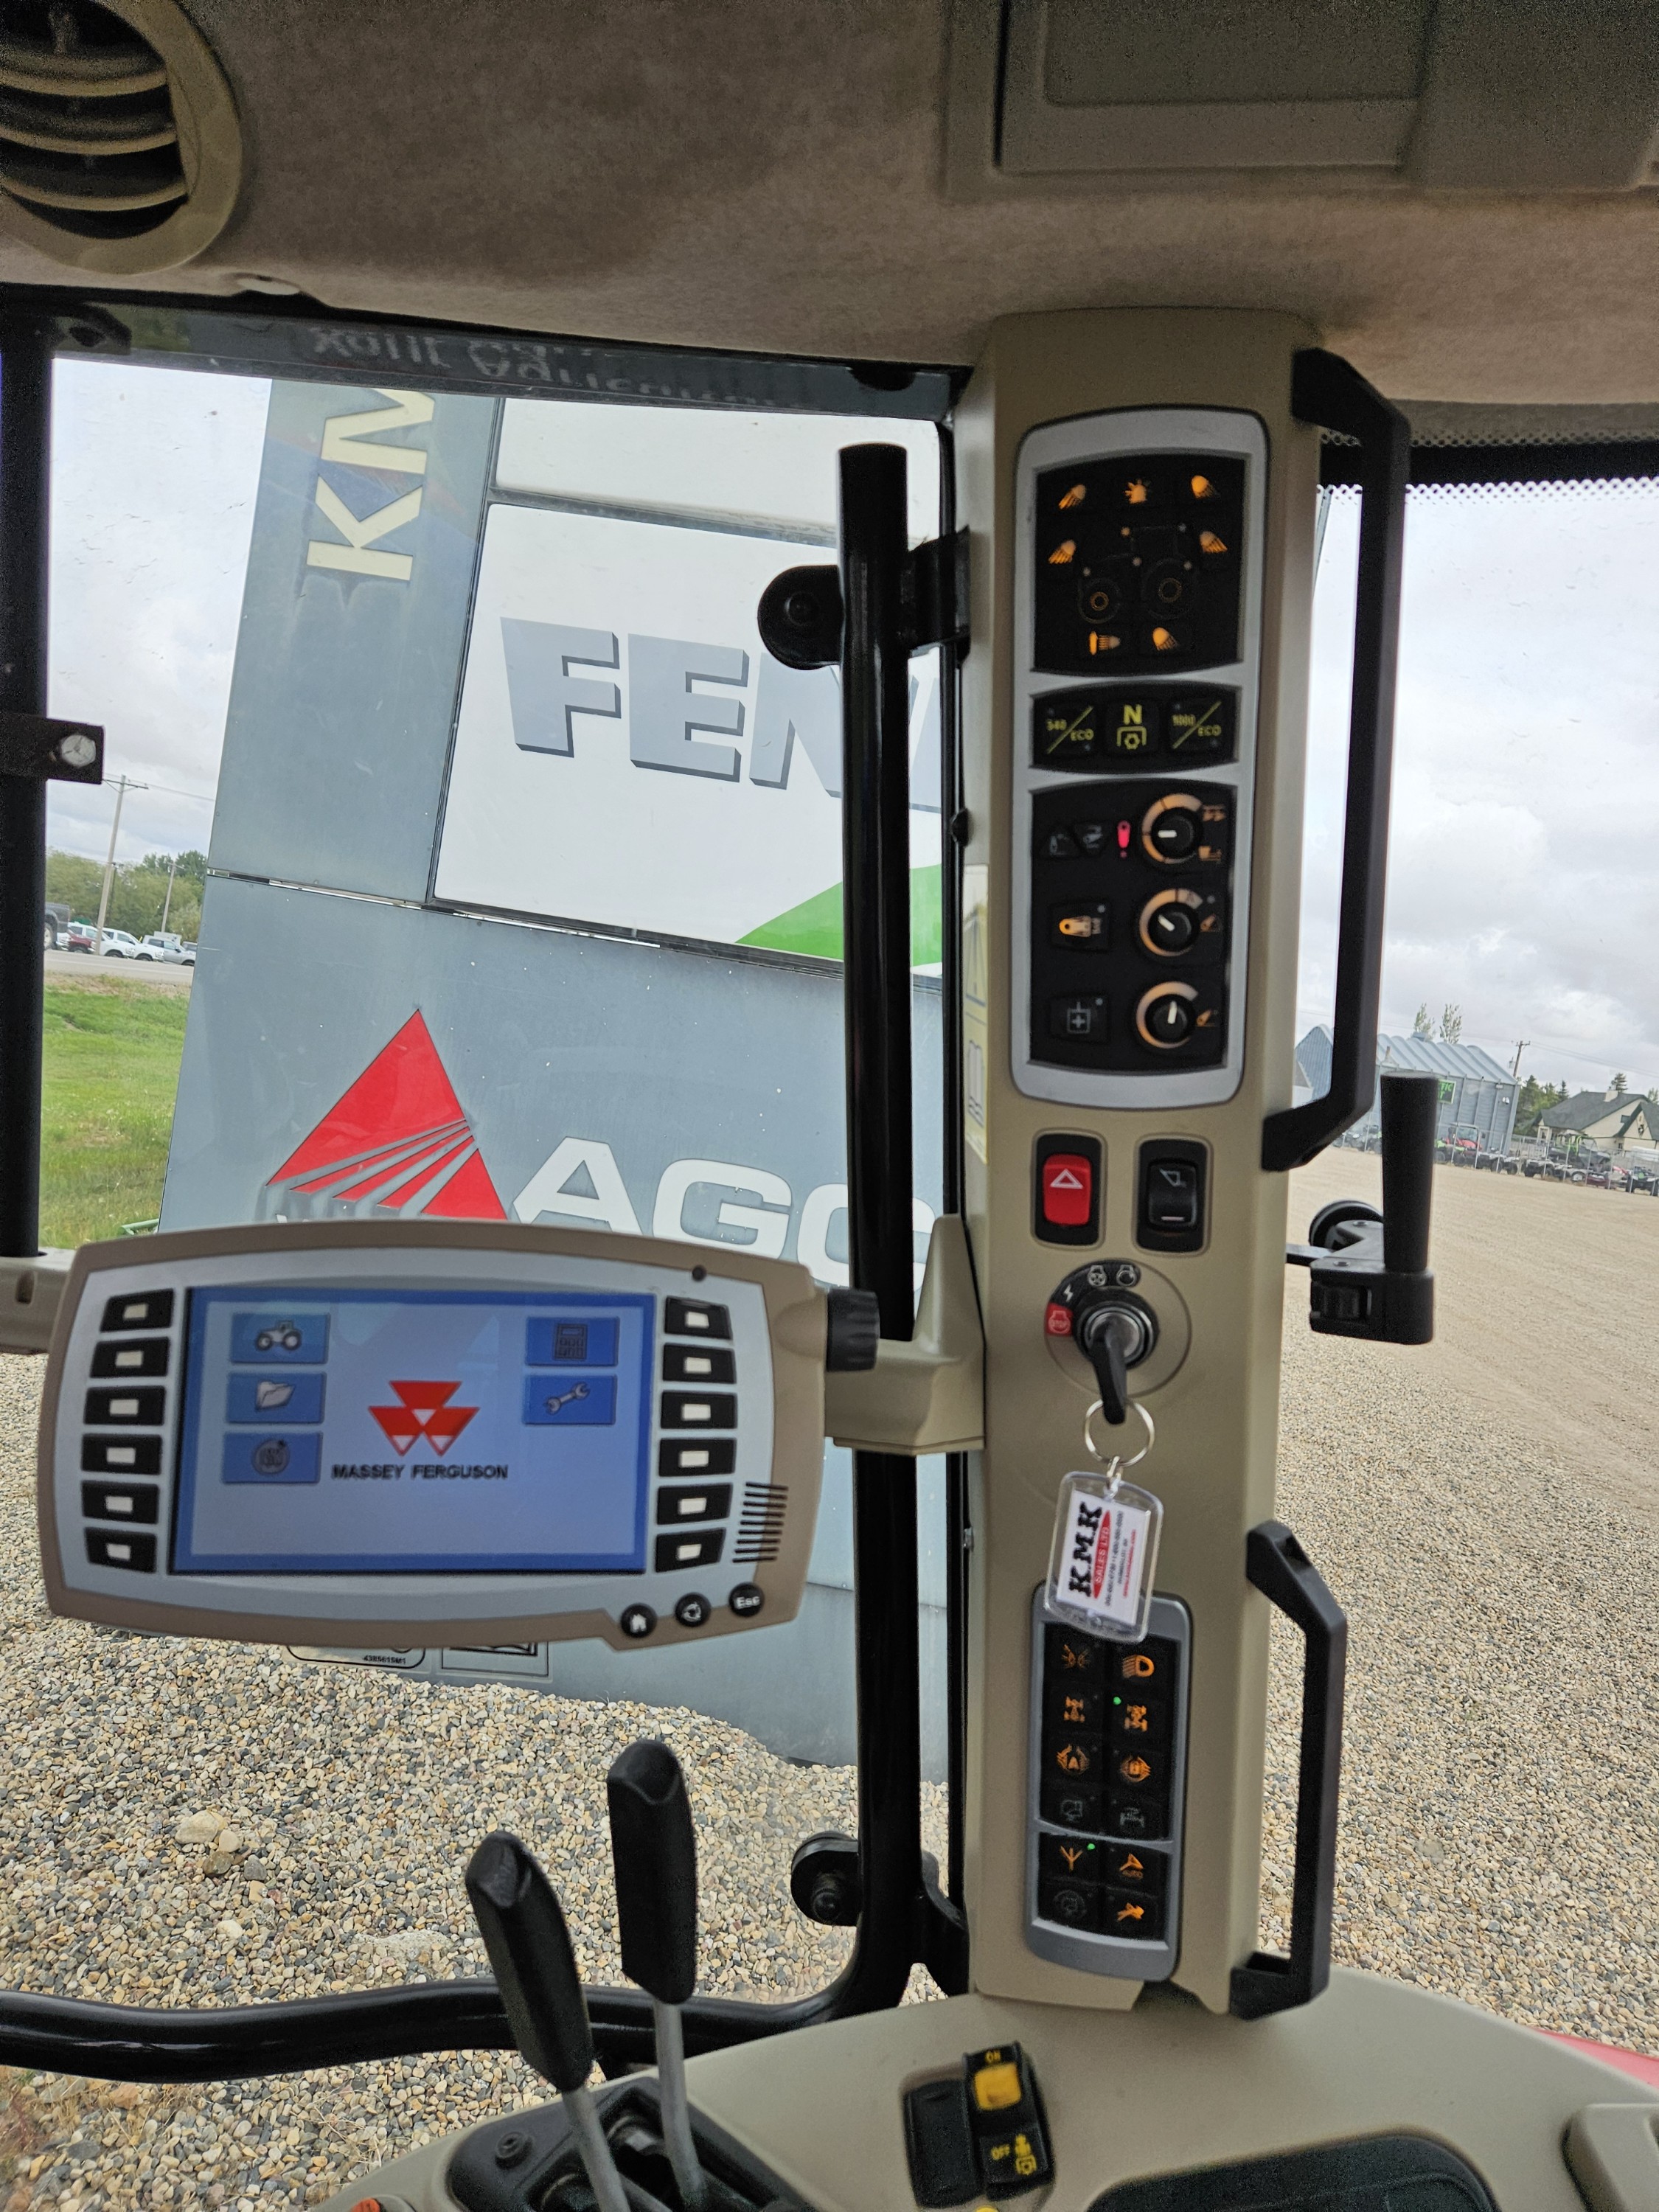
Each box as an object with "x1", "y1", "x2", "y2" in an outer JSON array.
[{"x1": 38, "y1": 1221, "x2": 866, "y2": 1651}]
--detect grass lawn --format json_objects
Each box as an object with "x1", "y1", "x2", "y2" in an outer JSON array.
[{"x1": 40, "y1": 974, "x2": 189, "y2": 1248}]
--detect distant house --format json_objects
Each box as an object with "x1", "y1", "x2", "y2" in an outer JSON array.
[
  {"x1": 1295, "y1": 1026, "x2": 1519, "y2": 1155},
  {"x1": 1537, "y1": 1088, "x2": 1659, "y2": 1155}
]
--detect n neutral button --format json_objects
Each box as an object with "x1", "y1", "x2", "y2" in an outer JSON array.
[{"x1": 85, "y1": 1528, "x2": 156, "y2": 1573}]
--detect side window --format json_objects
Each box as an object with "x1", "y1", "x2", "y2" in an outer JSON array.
[{"x1": 29, "y1": 347, "x2": 949, "y2": 2094}]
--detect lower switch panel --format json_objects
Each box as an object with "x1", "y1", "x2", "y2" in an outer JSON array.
[
  {"x1": 1026, "y1": 1588, "x2": 1190, "y2": 1980},
  {"x1": 904, "y1": 2043, "x2": 1054, "y2": 2206}
]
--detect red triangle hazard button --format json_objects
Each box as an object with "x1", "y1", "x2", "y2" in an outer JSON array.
[{"x1": 1040, "y1": 1150, "x2": 1094, "y2": 1230}]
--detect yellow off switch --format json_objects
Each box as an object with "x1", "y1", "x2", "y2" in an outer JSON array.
[{"x1": 970, "y1": 2059, "x2": 1023, "y2": 2112}]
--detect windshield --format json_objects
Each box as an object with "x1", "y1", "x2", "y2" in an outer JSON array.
[{"x1": 4, "y1": 345, "x2": 951, "y2": 2208}]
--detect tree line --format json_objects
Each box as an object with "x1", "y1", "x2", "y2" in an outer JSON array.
[{"x1": 46, "y1": 849, "x2": 206, "y2": 945}]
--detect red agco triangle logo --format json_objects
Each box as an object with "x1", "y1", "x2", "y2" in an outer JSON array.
[
  {"x1": 369, "y1": 1380, "x2": 478, "y2": 1458},
  {"x1": 265, "y1": 1012, "x2": 506, "y2": 1222}
]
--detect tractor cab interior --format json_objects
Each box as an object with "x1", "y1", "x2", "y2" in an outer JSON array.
[{"x1": 0, "y1": 5, "x2": 1657, "y2": 2212}]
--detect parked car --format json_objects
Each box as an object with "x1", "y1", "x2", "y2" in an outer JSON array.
[
  {"x1": 63, "y1": 919, "x2": 97, "y2": 953},
  {"x1": 43, "y1": 902, "x2": 69, "y2": 950},
  {"x1": 142, "y1": 933, "x2": 196, "y2": 964},
  {"x1": 98, "y1": 930, "x2": 152, "y2": 959}
]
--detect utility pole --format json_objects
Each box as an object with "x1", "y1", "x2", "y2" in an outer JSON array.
[
  {"x1": 92, "y1": 776, "x2": 144, "y2": 953},
  {"x1": 159, "y1": 847, "x2": 178, "y2": 935},
  {"x1": 1511, "y1": 1040, "x2": 1528, "y2": 1079}
]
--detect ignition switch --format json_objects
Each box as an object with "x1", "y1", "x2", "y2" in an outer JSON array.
[{"x1": 1045, "y1": 1262, "x2": 1159, "y2": 1425}]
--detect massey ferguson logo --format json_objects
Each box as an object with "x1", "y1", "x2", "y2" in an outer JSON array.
[{"x1": 369, "y1": 1381, "x2": 478, "y2": 1458}]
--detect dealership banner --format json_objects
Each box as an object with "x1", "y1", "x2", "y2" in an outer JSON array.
[{"x1": 163, "y1": 380, "x2": 950, "y2": 1765}]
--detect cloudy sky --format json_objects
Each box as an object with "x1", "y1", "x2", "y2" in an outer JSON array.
[{"x1": 44, "y1": 359, "x2": 1658, "y2": 1100}]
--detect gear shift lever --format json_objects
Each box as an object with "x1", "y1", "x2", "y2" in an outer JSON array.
[
  {"x1": 607, "y1": 1741, "x2": 708, "y2": 2212},
  {"x1": 465, "y1": 1831, "x2": 631, "y2": 2212}
]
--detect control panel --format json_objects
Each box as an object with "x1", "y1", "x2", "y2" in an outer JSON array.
[
  {"x1": 1026, "y1": 1592, "x2": 1189, "y2": 1981},
  {"x1": 38, "y1": 1221, "x2": 831, "y2": 1650},
  {"x1": 1013, "y1": 411, "x2": 1265, "y2": 1109}
]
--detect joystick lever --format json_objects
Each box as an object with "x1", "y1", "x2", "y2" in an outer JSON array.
[
  {"x1": 1287, "y1": 1067, "x2": 1437, "y2": 1344},
  {"x1": 608, "y1": 1740, "x2": 708, "y2": 2212},
  {"x1": 465, "y1": 1831, "x2": 632, "y2": 2212}
]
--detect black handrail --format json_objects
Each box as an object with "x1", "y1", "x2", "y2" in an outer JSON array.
[
  {"x1": 0, "y1": 310, "x2": 52, "y2": 1258},
  {"x1": 837, "y1": 443, "x2": 928, "y2": 2012},
  {"x1": 1229, "y1": 1523, "x2": 1348, "y2": 2020},
  {"x1": 1261, "y1": 349, "x2": 1410, "y2": 1174}
]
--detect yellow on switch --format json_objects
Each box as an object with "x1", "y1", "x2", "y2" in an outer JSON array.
[{"x1": 971, "y1": 2061, "x2": 1023, "y2": 2112}]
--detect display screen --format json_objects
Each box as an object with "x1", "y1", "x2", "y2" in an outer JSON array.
[{"x1": 174, "y1": 1288, "x2": 655, "y2": 1573}]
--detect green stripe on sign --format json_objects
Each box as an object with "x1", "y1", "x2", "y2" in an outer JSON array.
[{"x1": 740, "y1": 863, "x2": 942, "y2": 966}]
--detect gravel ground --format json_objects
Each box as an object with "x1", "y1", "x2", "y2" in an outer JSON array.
[
  {"x1": 1264, "y1": 1152, "x2": 1659, "y2": 2050},
  {"x1": 0, "y1": 1157, "x2": 1654, "y2": 2205}
]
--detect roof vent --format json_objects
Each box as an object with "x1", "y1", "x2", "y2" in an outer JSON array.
[{"x1": 0, "y1": 0, "x2": 240, "y2": 272}]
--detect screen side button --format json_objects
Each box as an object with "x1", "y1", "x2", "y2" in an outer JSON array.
[
  {"x1": 656, "y1": 1483, "x2": 733, "y2": 1524},
  {"x1": 82, "y1": 1434, "x2": 161, "y2": 1475},
  {"x1": 85, "y1": 1528, "x2": 157, "y2": 1572},
  {"x1": 100, "y1": 1290, "x2": 174, "y2": 1333},
  {"x1": 660, "y1": 1391, "x2": 737, "y2": 1430},
  {"x1": 81, "y1": 1481, "x2": 160, "y2": 1525},
  {"x1": 91, "y1": 1337, "x2": 170, "y2": 1379},
  {"x1": 84, "y1": 1386, "x2": 165, "y2": 1427},
  {"x1": 661, "y1": 1343, "x2": 736, "y2": 1384},
  {"x1": 653, "y1": 1529, "x2": 726, "y2": 1572},
  {"x1": 658, "y1": 1438, "x2": 737, "y2": 1478},
  {"x1": 664, "y1": 1298, "x2": 731, "y2": 1339}
]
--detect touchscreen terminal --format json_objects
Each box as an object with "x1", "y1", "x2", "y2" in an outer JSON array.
[
  {"x1": 175, "y1": 1290, "x2": 654, "y2": 1574},
  {"x1": 40, "y1": 1221, "x2": 829, "y2": 1650}
]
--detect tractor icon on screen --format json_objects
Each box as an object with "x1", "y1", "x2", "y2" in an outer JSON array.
[{"x1": 255, "y1": 1322, "x2": 304, "y2": 1353}]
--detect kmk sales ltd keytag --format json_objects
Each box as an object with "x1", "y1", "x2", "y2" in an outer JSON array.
[{"x1": 1046, "y1": 1467, "x2": 1163, "y2": 1642}]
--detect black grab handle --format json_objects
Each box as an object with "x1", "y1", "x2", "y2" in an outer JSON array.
[
  {"x1": 1230, "y1": 1522, "x2": 1348, "y2": 2020},
  {"x1": 1262, "y1": 350, "x2": 1410, "y2": 1174}
]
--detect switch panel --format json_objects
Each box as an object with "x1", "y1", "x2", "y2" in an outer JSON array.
[
  {"x1": 1031, "y1": 778, "x2": 1233, "y2": 1077},
  {"x1": 1014, "y1": 411, "x2": 1265, "y2": 1108},
  {"x1": 1027, "y1": 1590, "x2": 1190, "y2": 1981}
]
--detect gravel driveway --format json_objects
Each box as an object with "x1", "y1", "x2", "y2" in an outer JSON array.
[{"x1": 0, "y1": 1155, "x2": 1653, "y2": 2208}]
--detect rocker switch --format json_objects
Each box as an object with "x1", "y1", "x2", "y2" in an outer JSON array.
[{"x1": 1135, "y1": 1141, "x2": 1206, "y2": 1253}]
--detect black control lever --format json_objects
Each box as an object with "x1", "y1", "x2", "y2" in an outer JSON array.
[
  {"x1": 1075, "y1": 1295, "x2": 1158, "y2": 1425},
  {"x1": 1287, "y1": 1068, "x2": 1436, "y2": 1343},
  {"x1": 607, "y1": 1741, "x2": 706, "y2": 2212},
  {"x1": 465, "y1": 1832, "x2": 631, "y2": 2212}
]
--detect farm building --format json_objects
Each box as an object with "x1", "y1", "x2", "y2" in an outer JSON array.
[
  {"x1": 1295, "y1": 1027, "x2": 1520, "y2": 1155},
  {"x1": 1537, "y1": 1088, "x2": 1659, "y2": 1155}
]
